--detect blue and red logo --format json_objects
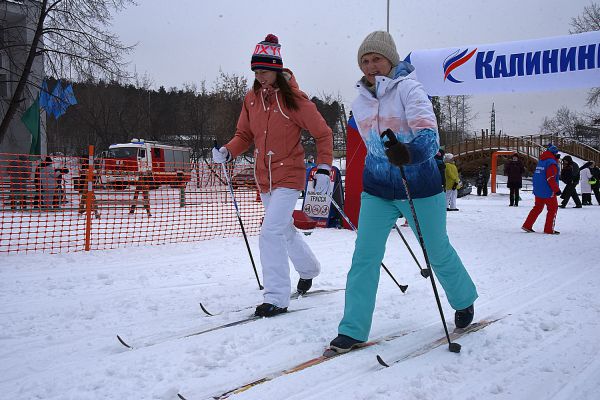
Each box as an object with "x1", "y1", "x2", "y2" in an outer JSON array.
[{"x1": 443, "y1": 48, "x2": 477, "y2": 83}]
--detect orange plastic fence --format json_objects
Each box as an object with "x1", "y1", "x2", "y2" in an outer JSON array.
[{"x1": 0, "y1": 151, "x2": 264, "y2": 254}]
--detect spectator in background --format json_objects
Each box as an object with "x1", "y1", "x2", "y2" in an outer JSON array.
[
  {"x1": 522, "y1": 144, "x2": 561, "y2": 234},
  {"x1": 130, "y1": 172, "x2": 152, "y2": 217},
  {"x1": 475, "y1": 163, "x2": 490, "y2": 196},
  {"x1": 444, "y1": 153, "x2": 459, "y2": 211},
  {"x1": 504, "y1": 154, "x2": 524, "y2": 207},
  {"x1": 33, "y1": 156, "x2": 68, "y2": 210},
  {"x1": 305, "y1": 155, "x2": 316, "y2": 169},
  {"x1": 434, "y1": 149, "x2": 446, "y2": 191},
  {"x1": 53, "y1": 164, "x2": 69, "y2": 208},
  {"x1": 9, "y1": 155, "x2": 30, "y2": 210},
  {"x1": 590, "y1": 161, "x2": 600, "y2": 205},
  {"x1": 34, "y1": 157, "x2": 61, "y2": 210},
  {"x1": 579, "y1": 161, "x2": 594, "y2": 206},
  {"x1": 559, "y1": 155, "x2": 582, "y2": 209}
]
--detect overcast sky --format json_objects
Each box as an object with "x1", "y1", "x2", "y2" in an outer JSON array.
[{"x1": 111, "y1": 0, "x2": 597, "y2": 136}]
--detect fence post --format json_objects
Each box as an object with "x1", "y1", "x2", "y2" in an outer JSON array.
[
  {"x1": 178, "y1": 171, "x2": 186, "y2": 207},
  {"x1": 84, "y1": 145, "x2": 95, "y2": 251}
]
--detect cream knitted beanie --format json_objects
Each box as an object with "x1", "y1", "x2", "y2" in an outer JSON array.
[{"x1": 357, "y1": 31, "x2": 400, "y2": 67}]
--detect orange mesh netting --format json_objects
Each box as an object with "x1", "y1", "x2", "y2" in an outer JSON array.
[{"x1": 0, "y1": 151, "x2": 264, "y2": 254}]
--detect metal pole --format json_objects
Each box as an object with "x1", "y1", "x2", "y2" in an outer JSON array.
[
  {"x1": 381, "y1": 129, "x2": 460, "y2": 352},
  {"x1": 214, "y1": 142, "x2": 263, "y2": 290},
  {"x1": 386, "y1": 0, "x2": 390, "y2": 32}
]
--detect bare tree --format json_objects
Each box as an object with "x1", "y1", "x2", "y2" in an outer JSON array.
[
  {"x1": 0, "y1": 0, "x2": 135, "y2": 142},
  {"x1": 209, "y1": 71, "x2": 248, "y2": 151},
  {"x1": 540, "y1": 106, "x2": 584, "y2": 137},
  {"x1": 570, "y1": 2, "x2": 600, "y2": 106},
  {"x1": 438, "y1": 95, "x2": 477, "y2": 144}
]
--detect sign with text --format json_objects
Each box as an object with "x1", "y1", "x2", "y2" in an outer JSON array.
[
  {"x1": 406, "y1": 31, "x2": 600, "y2": 95},
  {"x1": 302, "y1": 167, "x2": 342, "y2": 228}
]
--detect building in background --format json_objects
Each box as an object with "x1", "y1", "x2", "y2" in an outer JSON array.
[{"x1": 0, "y1": 0, "x2": 46, "y2": 155}]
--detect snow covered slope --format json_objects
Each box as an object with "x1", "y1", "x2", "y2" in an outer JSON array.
[{"x1": 1, "y1": 190, "x2": 599, "y2": 400}]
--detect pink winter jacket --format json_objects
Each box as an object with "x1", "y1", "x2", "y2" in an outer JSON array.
[{"x1": 224, "y1": 69, "x2": 333, "y2": 193}]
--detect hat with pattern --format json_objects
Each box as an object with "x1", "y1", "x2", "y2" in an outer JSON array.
[{"x1": 251, "y1": 34, "x2": 283, "y2": 72}]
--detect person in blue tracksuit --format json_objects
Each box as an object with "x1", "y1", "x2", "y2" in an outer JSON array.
[{"x1": 328, "y1": 31, "x2": 478, "y2": 353}]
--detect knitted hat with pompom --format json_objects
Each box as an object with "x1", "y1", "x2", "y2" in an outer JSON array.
[{"x1": 251, "y1": 34, "x2": 283, "y2": 72}]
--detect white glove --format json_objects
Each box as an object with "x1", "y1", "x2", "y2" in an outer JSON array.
[
  {"x1": 313, "y1": 164, "x2": 331, "y2": 195},
  {"x1": 212, "y1": 146, "x2": 231, "y2": 163}
]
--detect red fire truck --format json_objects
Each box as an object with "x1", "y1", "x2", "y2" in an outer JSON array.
[{"x1": 99, "y1": 139, "x2": 192, "y2": 189}]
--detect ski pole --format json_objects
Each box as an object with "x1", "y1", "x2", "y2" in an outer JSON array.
[
  {"x1": 214, "y1": 141, "x2": 263, "y2": 290},
  {"x1": 381, "y1": 129, "x2": 460, "y2": 353},
  {"x1": 393, "y1": 224, "x2": 429, "y2": 278},
  {"x1": 328, "y1": 196, "x2": 408, "y2": 293}
]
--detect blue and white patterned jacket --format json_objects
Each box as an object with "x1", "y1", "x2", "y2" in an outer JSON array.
[{"x1": 351, "y1": 63, "x2": 442, "y2": 200}]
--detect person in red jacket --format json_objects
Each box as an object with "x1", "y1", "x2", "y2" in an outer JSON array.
[
  {"x1": 213, "y1": 34, "x2": 333, "y2": 317},
  {"x1": 522, "y1": 145, "x2": 561, "y2": 234}
]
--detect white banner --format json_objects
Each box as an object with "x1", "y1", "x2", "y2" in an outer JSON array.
[{"x1": 407, "y1": 31, "x2": 600, "y2": 95}]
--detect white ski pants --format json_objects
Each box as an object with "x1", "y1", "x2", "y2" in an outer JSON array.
[
  {"x1": 259, "y1": 188, "x2": 321, "y2": 307},
  {"x1": 446, "y1": 189, "x2": 457, "y2": 209}
]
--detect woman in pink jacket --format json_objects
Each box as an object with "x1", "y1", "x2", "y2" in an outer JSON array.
[{"x1": 213, "y1": 34, "x2": 333, "y2": 317}]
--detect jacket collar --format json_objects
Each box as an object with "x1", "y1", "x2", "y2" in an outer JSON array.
[{"x1": 356, "y1": 61, "x2": 416, "y2": 98}]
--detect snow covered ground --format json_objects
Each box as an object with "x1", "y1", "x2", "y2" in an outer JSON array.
[{"x1": 1, "y1": 187, "x2": 599, "y2": 400}]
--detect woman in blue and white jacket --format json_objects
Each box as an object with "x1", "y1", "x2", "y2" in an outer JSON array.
[{"x1": 329, "y1": 31, "x2": 478, "y2": 353}]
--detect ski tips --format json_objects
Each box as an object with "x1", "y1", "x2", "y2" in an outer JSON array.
[
  {"x1": 177, "y1": 393, "x2": 188, "y2": 400},
  {"x1": 376, "y1": 354, "x2": 390, "y2": 367},
  {"x1": 116, "y1": 334, "x2": 133, "y2": 349},
  {"x1": 199, "y1": 302, "x2": 214, "y2": 316}
]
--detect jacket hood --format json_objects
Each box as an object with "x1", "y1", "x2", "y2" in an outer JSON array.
[
  {"x1": 540, "y1": 150, "x2": 559, "y2": 161},
  {"x1": 281, "y1": 68, "x2": 309, "y2": 100},
  {"x1": 392, "y1": 61, "x2": 415, "y2": 79}
]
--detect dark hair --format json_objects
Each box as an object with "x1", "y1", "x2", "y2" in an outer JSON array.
[{"x1": 253, "y1": 72, "x2": 299, "y2": 111}]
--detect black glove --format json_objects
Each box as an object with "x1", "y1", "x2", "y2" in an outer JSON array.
[
  {"x1": 312, "y1": 167, "x2": 331, "y2": 194},
  {"x1": 555, "y1": 190, "x2": 562, "y2": 196},
  {"x1": 380, "y1": 129, "x2": 410, "y2": 166},
  {"x1": 452, "y1": 183, "x2": 458, "y2": 190},
  {"x1": 384, "y1": 141, "x2": 411, "y2": 166}
]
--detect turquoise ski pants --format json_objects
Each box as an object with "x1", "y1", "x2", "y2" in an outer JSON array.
[{"x1": 338, "y1": 192, "x2": 478, "y2": 342}]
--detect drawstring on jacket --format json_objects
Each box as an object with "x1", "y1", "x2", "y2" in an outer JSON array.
[
  {"x1": 267, "y1": 151, "x2": 274, "y2": 193},
  {"x1": 253, "y1": 148, "x2": 262, "y2": 193},
  {"x1": 275, "y1": 93, "x2": 290, "y2": 120},
  {"x1": 260, "y1": 90, "x2": 267, "y2": 111}
]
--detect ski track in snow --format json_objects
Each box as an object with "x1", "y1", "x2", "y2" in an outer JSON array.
[{"x1": 1, "y1": 189, "x2": 599, "y2": 400}]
